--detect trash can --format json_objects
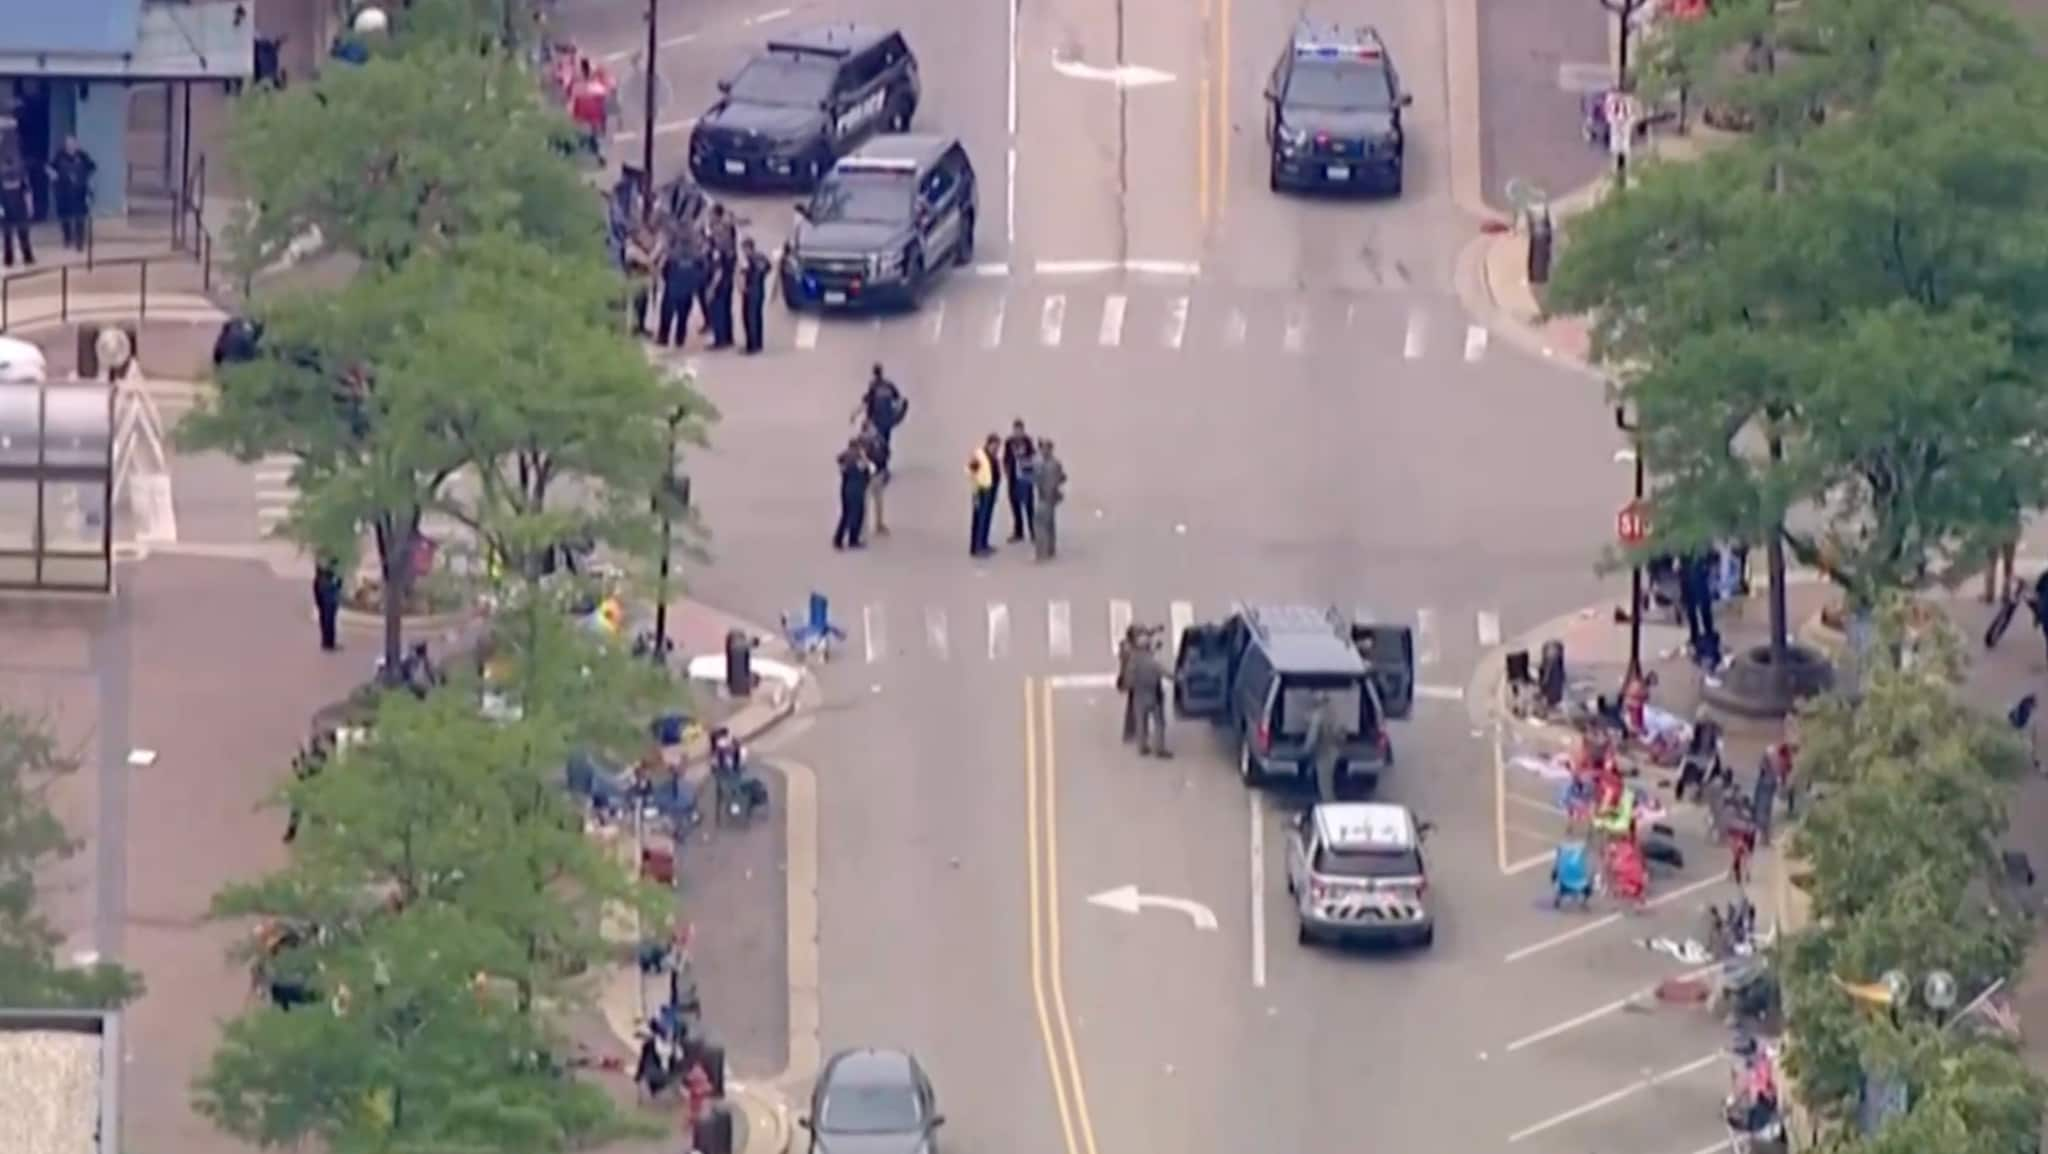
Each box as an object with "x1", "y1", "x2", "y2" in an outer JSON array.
[
  {"x1": 76, "y1": 323, "x2": 139, "y2": 379},
  {"x1": 724, "y1": 629, "x2": 755, "y2": 697},
  {"x1": 1526, "y1": 208, "x2": 1555, "y2": 286}
]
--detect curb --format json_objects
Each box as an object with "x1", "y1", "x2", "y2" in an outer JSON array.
[{"x1": 0, "y1": 295, "x2": 230, "y2": 337}]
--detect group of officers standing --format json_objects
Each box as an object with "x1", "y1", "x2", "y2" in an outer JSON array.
[{"x1": 616, "y1": 177, "x2": 773, "y2": 354}]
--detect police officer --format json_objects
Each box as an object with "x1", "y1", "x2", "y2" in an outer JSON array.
[
  {"x1": 704, "y1": 206, "x2": 739, "y2": 348},
  {"x1": 0, "y1": 155, "x2": 34, "y2": 269},
  {"x1": 657, "y1": 232, "x2": 703, "y2": 348},
  {"x1": 1126, "y1": 635, "x2": 1171, "y2": 757},
  {"x1": 739, "y1": 237, "x2": 771, "y2": 354},
  {"x1": 312, "y1": 560, "x2": 343, "y2": 652},
  {"x1": 832, "y1": 438, "x2": 871, "y2": 550}
]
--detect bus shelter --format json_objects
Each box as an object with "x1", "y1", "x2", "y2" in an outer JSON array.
[{"x1": 0, "y1": 381, "x2": 115, "y2": 592}]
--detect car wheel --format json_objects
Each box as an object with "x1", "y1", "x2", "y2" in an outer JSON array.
[
  {"x1": 1238, "y1": 738, "x2": 1261, "y2": 786},
  {"x1": 903, "y1": 249, "x2": 927, "y2": 308},
  {"x1": 1296, "y1": 922, "x2": 1314, "y2": 946},
  {"x1": 889, "y1": 97, "x2": 915, "y2": 133},
  {"x1": 806, "y1": 155, "x2": 829, "y2": 188},
  {"x1": 1269, "y1": 155, "x2": 1282, "y2": 193},
  {"x1": 1417, "y1": 926, "x2": 1436, "y2": 949},
  {"x1": 955, "y1": 211, "x2": 976, "y2": 267}
]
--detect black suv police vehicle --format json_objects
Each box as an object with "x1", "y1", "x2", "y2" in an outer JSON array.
[
  {"x1": 689, "y1": 25, "x2": 921, "y2": 191},
  {"x1": 1263, "y1": 23, "x2": 1412, "y2": 196},
  {"x1": 781, "y1": 135, "x2": 977, "y2": 311},
  {"x1": 1173, "y1": 605, "x2": 1415, "y2": 796}
]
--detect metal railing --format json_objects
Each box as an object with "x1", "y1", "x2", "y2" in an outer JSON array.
[{"x1": 0, "y1": 157, "x2": 220, "y2": 333}]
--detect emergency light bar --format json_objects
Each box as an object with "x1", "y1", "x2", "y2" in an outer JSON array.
[
  {"x1": 836, "y1": 157, "x2": 919, "y2": 173},
  {"x1": 1294, "y1": 42, "x2": 1382, "y2": 59}
]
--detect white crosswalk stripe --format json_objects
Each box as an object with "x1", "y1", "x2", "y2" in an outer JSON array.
[
  {"x1": 987, "y1": 601, "x2": 1011, "y2": 659},
  {"x1": 863, "y1": 603, "x2": 887, "y2": 663},
  {"x1": 1048, "y1": 599, "x2": 1073, "y2": 658},
  {"x1": 925, "y1": 607, "x2": 950, "y2": 660},
  {"x1": 255, "y1": 454, "x2": 298, "y2": 530},
  {"x1": 1108, "y1": 599, "x2": 1134, "y2": 657},
  {"x1": 1414, "y1": 608, "x2": 1441, "y2": 666},
  {"x1": 740, "y1": 286, "x2": 1497, "y2": 366}
]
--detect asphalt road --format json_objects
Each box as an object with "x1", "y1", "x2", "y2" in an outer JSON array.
[
  {"x1": 1475, "y1": 0, "x2": 1615, "y2": 213},
  {"x1": 451, "y1": 0, "x2": 1734, "y2": 1149}
]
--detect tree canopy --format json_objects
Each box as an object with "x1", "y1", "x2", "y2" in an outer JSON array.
[
  {"x1": 0, "y1": 711, "x2": 140, "y2": 1010},
  {"x1": 1549, "y1": 0, "x2": 2048, "y2": 609}
]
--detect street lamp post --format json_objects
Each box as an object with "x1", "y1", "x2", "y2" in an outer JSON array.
[
  {"x1": 1597, "y1": 0, "x2": 1650, "y2": 188},
  {"x1": 650, "y1": 406, "x2": 690, "y2": 665},
  {"x1": 1616, "y1": 404, "x2": 1646, "y2": 685},
  {"x1": 641, "y1": 0, "x2": 660, "y2": 196}
]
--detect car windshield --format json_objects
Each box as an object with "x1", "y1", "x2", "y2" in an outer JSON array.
[
  {"x1": 819, "y1": 1081, "x2": 923, "y2": 1134},
  {"x1": 806, "y1": 174, "x2": 914, "y2": 225},
  {"x1": 1274, "y1": 675, "x2": 1371, "y2": 739},
  {"x1": 729, "y1": 55, "x2": 836, "y2": 107},
  {"x1": 1316, "y1": 844, "x2": 1424, "y2": 879},
  {"x1": 1287, "y1": 59, "x2": 1393, "y2": 111}
]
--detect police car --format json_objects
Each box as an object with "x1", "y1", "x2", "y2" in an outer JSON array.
[
  {"x1": 689, "y1": 25, "x2": 921, "y2": 191},
  {"x1": 781, "y1": 135, "x2": 977, "y2": 311},
  {"x1": 1262, "y1": 23, "x2": 1412, "y2": 195},
  {"x1": 1283, "y1": 802, "x2": 1435, "y2": 948}
]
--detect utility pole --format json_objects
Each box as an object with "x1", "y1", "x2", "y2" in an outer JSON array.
[
  {"x1": 641, "y1": 0, "x2": 660, "y2": 195},
  {"x1": 1598, "y1": 0, "x2": 1648, "y2": 188},
  {"x1": 1615, "y1": 405, "x2": 1646, "y2": 686}
]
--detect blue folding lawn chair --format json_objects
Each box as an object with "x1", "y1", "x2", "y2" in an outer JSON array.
[{"x1": 781, "y1": 592, "x2": 846, "y2": 662}]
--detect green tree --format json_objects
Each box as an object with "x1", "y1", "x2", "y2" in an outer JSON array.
[
  {"x1": 0, "y1": 711, "x2": 140, "y2": 1009},
  {"x1": 1549, "y1": 19, "x2": 2048, "y2": 689},
  {"x1": 225, "y1": 43, "x2": 598, "y2": 275}
]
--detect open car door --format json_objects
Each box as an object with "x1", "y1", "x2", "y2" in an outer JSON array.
[
  {"x1": 1173, "y1": 623, "x2": 1230, "y2": 719},
  {"x1": 1351, "y1": 623, "x2": 1416, "y2": 721}
]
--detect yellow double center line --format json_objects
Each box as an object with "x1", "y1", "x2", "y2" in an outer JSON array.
[
  {"x1": 1023, "y1": 678, "x2": 1099, "y2": 1154},
  {"x1": 1197, "y1": 0, "x2": 1232, "y2": 230}
]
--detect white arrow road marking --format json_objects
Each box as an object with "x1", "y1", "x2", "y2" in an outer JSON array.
[
  {"x1": 924, "y1": 300, "x2": 946, "y2": 343},
  {"x1": 1464, "y1": 324, "x2": 1490, "y2": 362},
  {"x1": 1099, "y1": 294, "x2": 1127, "y2": 346},
  {"x1": 987, "y1": 602, "x2": 1012, "y2": 660},
  {"x1": 1108, "y1": 599, "x2": 1133, "y2": 657},
  {"x1": 1049, "y1": 54, "x2": 1178, "y2": 88},
  {"x1": 1048, "y1": 600, "x2": 1073, "y2": 659},
  {"x1": 1282, "y1": 305, "x2": 1307, "y2": 353},
  {"x1": 1163, "y1": 297, "x2": 1189, "y2": 349},
  {"x1": 1223, "y1": 308, "x2": 1247, "y2": 348},
  {"x1": 862, "y1": 603, "x2": 885, "y2": 664},
  {"x1": 1040, "y1": 294, "x2": 1066, "y2": 346},
  {"x1": 982, "y1": 298, "x2": 1007, "y2": 348},
  {"x1": 1415, "y1": 609, "x2": 1442, "y2": 665},
  {"x1": 1089, "y1": 885, "x2": 1219, "y2": 929},
  {"x1": 794, "y1": 316, "x2": 821, "y2": 350},
  {"x1": 926, "y1": 607, "x2": 950, "y2": 660},
  {"x1": 1404, "y1": 310, "x2": 1427, "y2": 359}
]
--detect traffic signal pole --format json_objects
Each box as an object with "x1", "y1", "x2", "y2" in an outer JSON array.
[{"x1": 642, "y1": 0, "x2": 660, "y2": 195}]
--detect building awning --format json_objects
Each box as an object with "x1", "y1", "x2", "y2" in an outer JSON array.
[
  {"x1": 0, "y1": 0, "x2": 142, "y2": 56},
  {"x1": 0, "y1": 1, "x2": 252, "y2": 81}
]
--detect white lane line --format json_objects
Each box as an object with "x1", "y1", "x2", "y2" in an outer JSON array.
[
  {"x1": 926, "y1": 607, "x2": 950, "y2": 660},
  {"x1": 1163, "y1": 296, "x2": 1189, "y2": 349},
  {"x1": 862, "y1": 604, "x2": 885, "y2": 664},
  {"x1": 987, "y1": 602, "x2": 1011, "y2": 660},
  {"x1": 1465, "y1": 324, "x2": 1490, "y2": 362},
  {"x1": 1124, "y1": 259, "x2": 1202, "y2": 277},
  {"x1": 1005, "y1": 0, "x2": 1019, "y2": 137},
  {"x1": 1099, "y1": 294, "x2": 1127, "y2": 347},
  {"x1": 1282, "y1": 304, "x2": 1307, "y2": 353},
  {"x1": 1345, "y1": 302, "x2": 1357, "y2": 331},
  {"x1": 254, "y1": 488, "x2": 297, "y2": 503},
  {"x1": 982, "y1": 297, "x2": 1007, "y2": 348},
  {"x1": 1507, "y1": 1054, "x2": 1723, "y2": 1144},
  {"x1": 1048, "y1": 600, "x2": 1073, "y2": 659},
  {"x1": 1416, "y1": 684, "x2": 1466, "y2": 701},
  {"x1": 972, "y1": 262, "x2": 1011, "y2": 277},
  {"x1": 743, "y1": 6, "x2": 792, "y2": 26},
  {"x1": 924, "y1": 300, "x2": 946, "y2": 343},
  {"x1": 794, "y1": 316, "x2": 820, "y2": 350},
  {"x1": 1403, "y1": 310, "x2": 1427, "y2": 359},
  {"x1": 258, "y1": 506, "x2": 290, "y2": 525},
  {"x1": 1005, "y1": 149, "x2": 1017, "y2": 249},
  {"x1": 1415, "y1": 609, "x2": 1441, "y2": 665},
  {"x1": 1040, "y1": 294, "x2": 1066, "y2": 346},
  {"x1": 1477, "y1": 610, "x2": 1503, "y2": 647},
  {"x1": 615, "y1": 118, "x2": 698, "y2": 142},
  {"x1": 1108, "y1": 599, "x2": 1133, "y2": 657},
  {"x1": 658, "y1": 32, "x2": 699, "y2": 50},
  {"x1": 1169, "y1": 601, "x2": 1194, "y2": 648},
  {"x1": 1223, "y1": 308, "x2": 1247, "y2": 348},
  {"x1": 1048, "y1": 672, "x2": 1116, "y2": 690},
  {"x1": 1036, "y1": 259, "x2": 1119, "y2": 276},
  {"x1": 1502, "y1": 963, "x2": 1721, "y2": 1054},
  {"x1": 1249, "y1": 790, "x2": 1269, "y2": 989},
  {"x1": 1503, "y1": 871, "x2": 1733, "y2": 962}
]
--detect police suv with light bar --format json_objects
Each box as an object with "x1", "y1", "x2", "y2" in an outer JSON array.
[
  {"x1": 1262, "y1": 23, "x2": 1412, "y2": 195},
  {"x1": 1286, "y1": 803, "x2": 1436, "y2": 948},
  {"x1": 689, "y1": 25, "x2": 921, "y2": 191},
  {"x1": 781, "y1": 134, "x2": 978, "y2": 311}
]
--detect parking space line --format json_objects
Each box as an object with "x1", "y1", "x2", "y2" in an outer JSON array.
[
  {"x1": 1249, "y1": 791, "x2": 1268, "y2": 989},
  {"x1": 1503, "y1": 872, "x2": 1733, "y2": 963},
  {"x1": 1501, "y1": 963, "x2": 1720, "y2": 1053},
  {"x1": 1507, "y1": 1053, "x2": 1722, "y2": 1144}
]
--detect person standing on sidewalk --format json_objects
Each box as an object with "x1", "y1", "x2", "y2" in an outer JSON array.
[
  {"x1": 313, "y1": 560, "x2": 343, "y2": 652},
  {"x1": 0, "y1": 155, "x2": 34, "y2": 268},
  {"x1": 1751, "y1": 747, "x2": 1782, "y2": 846},
  {"x1": 738, "y1": 236, "x2": 770, "y2": 354},
  {"x1": 48, "y1": 137, "x2": 95, "y2": 252}
]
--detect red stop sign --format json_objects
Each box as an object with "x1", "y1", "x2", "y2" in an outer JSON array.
[{"x1": 1616, "y1": 501, "x2": 1648, "y2": 545}]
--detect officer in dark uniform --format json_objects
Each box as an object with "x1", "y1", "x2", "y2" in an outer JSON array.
[
  {"x1": 739, "y1": 237, "x2": 770, "y2": 354},
  {"x1": 657, "y1": 233, "x2": 704, "y2": 348},
  {"x1": 312, "y1": 560, "x2": 343, "y2": 652},
  {"x1": 0, "y1": 155, "x2": 34, "y2": 269},
  {"x1": 832, "y1": 438, "x2": 871, "y2": 550}
]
